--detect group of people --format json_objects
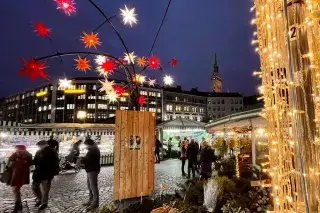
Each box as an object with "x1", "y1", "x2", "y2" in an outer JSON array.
[
  {"x1": 1, "y1": 136, "x2": 101, "y2": 213},
  {"x1": 180, "y1": 137, "x2": 216, "y2": 179}
]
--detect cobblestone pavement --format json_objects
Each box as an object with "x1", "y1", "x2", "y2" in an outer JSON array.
[{"x1": 0, "y1": 159, "x2": 185, "y2": 213}]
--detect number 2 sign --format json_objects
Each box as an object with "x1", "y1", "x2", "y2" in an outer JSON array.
[{"x1": 289, "y1": 25, "x2": 297, "y2": 41}]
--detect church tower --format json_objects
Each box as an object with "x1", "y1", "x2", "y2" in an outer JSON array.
[{"x1": 211, "y1": 54, "x2": 222, "y2": 92}]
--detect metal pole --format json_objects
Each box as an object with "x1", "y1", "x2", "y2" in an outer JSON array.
[{"x1": 282, "y1": 0, "x2": 310, "y2": 212}]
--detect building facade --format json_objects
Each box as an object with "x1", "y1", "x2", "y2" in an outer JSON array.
[
  {"x1": 1, "y1": 77, "x2": 244, "y2": 124},
  {"x1": 163, "y1": 87, "x2": 207, "y2": 122},
  {"x1": 211, "y1": 54, "x2": 222, "y2": 92},
  {"x1": 207, "y1": 93, "x2": 243, "y2": 120},
  {"x1": 1, "y1": 77, "x2": 163, "y2": 124}
]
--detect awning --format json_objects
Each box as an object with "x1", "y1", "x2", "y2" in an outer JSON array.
[{"x1": 158, "y1": 118, "x2": 206, "y2": 130}]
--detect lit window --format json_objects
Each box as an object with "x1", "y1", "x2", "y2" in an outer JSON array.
[
  {"x1": 48, "y1": 114, "x2": 51, "y2": 119},
  {"x1": 157, "y1": 93, "x2": 161, "y2": 97},
  {"x1": 43, "y1": 106, "x2": 47, "y2": 111},
  {"x1": 157, "y1": 108, "x2": 161, "y2": 113},
  {"x1": 38, "y1": 107, "x2": 41, "y2": 112},
  {"x1": 166, "y1": 104, "x2": 173, "y2": 111}
]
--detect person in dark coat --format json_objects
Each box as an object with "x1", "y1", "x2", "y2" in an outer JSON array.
[
  {"x1": 47, "y1": 135, "x2": 59, "y2": 153},
  {"x1": 199, "y1": 141, "x2": 216, "y2": 179},
  {"x1": 81, "y1": 139, "x2": 101, "y2": 211},
  {"x1": 155, "y1": 138, "x2": 162, "y2": 163},
  {"x1": 7, "y1": 145, "x2": 32, "y2": 213},
  {"x1": 187, "y1": 139, "x2": 199, "y2": 179},
  {"x1": 32, "y1": 140, "x2": 59, "y2": 211}
]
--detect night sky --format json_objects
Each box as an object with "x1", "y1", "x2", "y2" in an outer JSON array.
[{"x1": 0, "y1": 0, "x2": 260, "y2": 98}]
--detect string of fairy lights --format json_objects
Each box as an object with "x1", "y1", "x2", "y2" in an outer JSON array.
[{"x1": 251, "y1": 0, "x2": 320, "y2": 212}]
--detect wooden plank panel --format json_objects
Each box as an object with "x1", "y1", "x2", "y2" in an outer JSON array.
[
  {"x1": 143, "y1": 111, "x2": 150, "y2": 195},
  {"x1": 148, "y1": 113, "x2": 155, "y2": 193},
  {"x1": 131, "y1": 111, "x2": 139, "y2": 198},
  {"x1": 113, "y1": 110, "x2": 122, "y2": 200},
  {"x1": 125, "y1": 110, "x2": 133, "y2": 198},
  {"x1": 137, "y1": 111, "x2": 144, "y2": 197},
  {"x1": 119, "y1": 110, "x2": 127, "y2": 199}
]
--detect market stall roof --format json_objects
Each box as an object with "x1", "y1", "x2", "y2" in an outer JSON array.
[
  {"x1": 205, "y1": 108, "x2": 266, "y2": 133},
  {"x1": 158, "y1": 118, "x2": 206, "y2": 129},
  {"x1": 21, "y1": 123, "x2": 115, "y2": 129}
]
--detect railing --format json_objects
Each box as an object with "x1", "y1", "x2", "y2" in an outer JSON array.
[{"x1": 0, "y1": 153, "x2": 114, "y2": 174}]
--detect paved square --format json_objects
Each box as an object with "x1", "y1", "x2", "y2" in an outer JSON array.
[{"x1": 0, "y1": 159, "x2": 184, "y2": 213}]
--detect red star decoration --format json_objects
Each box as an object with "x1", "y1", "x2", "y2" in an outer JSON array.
[
  {"x1": 170, "y1": 58, "x2": 178, "y2": 67},
  {"x1": 113, "y1": 85, "x2": 125, "y2": 96},
  {"x1": 148, "y1": 55, "x2": 160, "y2": 69},
  {"x1": 138, "y1": 95, "x2": 146, "y2": 106},
  {"x1": 18, "y1": 57, "x2": 48, "y2": 81},
  {"x1": 54, "y1": 0, "x2": 76, "y2": 16},
  {"x1": 100, "y1": 60, "x2": 115, "y2": 74},
  {"x1": 33, "y1": 22, "x2": 50, "y2": 37}
]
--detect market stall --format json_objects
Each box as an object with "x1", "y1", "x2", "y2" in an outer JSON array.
[
  {"x1": 205, "y1": 108, "x2": 268, "y2": 168},
  {"x1": 0, "y1": 123, "x2": 115, "y2": 160},
  {"x1": 157, "y1": 118, "x2": 208, "y2": 154}
]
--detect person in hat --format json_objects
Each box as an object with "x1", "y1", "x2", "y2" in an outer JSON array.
[
  {"x1": 6, "y1": 145, "x2": 32, "y2": 212},
  {"x1": 32, "y1": 140, "x2": 59, "y2": 211},
  {"x1": 81, "y1": 139, "x2": 101, "y2": 211}
]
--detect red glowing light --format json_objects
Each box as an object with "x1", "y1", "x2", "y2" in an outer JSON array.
[
  {"x1": 33, "y1": 22, "x2": 50, "y2": 37},
  {"x1": 18, "y1": 57, "x2": 48, "y2": 81},
  {"x1": 113, "y1": 85, "x2": 125, "y2": 96},
  {"x1": 170, "y1": 58, "x2": 178, "y2": 67},
  {"x1": 100, "y1": 60, "x2": 115, "y2": 74},
  {"x1": 138, "y1": 95, "x2": 146, "y2": 106},
  {"x1": 148, "y1": 55, "x2": 160, "y2": 69},
  {"x1": 54, "y1": 0, "x2": 76, "y2": 16}
]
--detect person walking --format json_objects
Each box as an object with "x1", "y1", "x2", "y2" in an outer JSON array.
[
  {"x1": 32, "y1": 140, "x2": 59, "y2": 211},
  {"x1": 6, "y1": 145, "x2": 32, "y2": 213},
  {"x1": 187, "y1": 139, "x2": 199, "y2": 179},
  {"x1": 155, "y1": 138, "x2": 162, "y2": 163},
  {"x1": 81, "y1": 139, "x2": 101, "y2": 211},
  {"x1": 199, "y1": 141, "x2": 216, "y2": 180},
  {"x1": 167, "y1": 138, "x2": 173, "y2": 158},
  {"x1": 47, "y1": 135, "x2": 59, "y2": 154},
  {"x1": 69, "y1": 140, "x2": 82, "y2": 164},
  {"x1": 180, "y1": 138, "x2": 188, "y2": 177}
]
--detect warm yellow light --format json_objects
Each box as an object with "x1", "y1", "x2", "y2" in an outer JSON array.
[
  {"x1": 77, "y1": 111, "x2": 87, "y2": 120},
  {"x1": 64, "y1": 89, "x2": 86, "y2": 94},
  {"x1": 36, "y1": 91, "x2": 47, "y2": 97},
  {"x1": 122, "y1": 92, "x2": 129, "y2": 97}
]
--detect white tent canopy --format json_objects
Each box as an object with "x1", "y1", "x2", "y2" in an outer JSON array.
[
  {"x1": 205, "y1": 108, "x2": 266, "y2": 132},
  {"x1": 158, "y1": 118, "x2": 206, "y2": 130}
]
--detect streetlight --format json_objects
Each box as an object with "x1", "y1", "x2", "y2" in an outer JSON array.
[{"x1": 77, "y1": 110, "x2": 87, "y2": 123}]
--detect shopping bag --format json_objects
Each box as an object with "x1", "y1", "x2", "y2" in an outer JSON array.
[{"x1": 0, "y1": 167, "x2": 12, "y2": 184}]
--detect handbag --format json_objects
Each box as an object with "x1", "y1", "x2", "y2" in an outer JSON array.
[{"x1": 0, "y1": 167, "x2": 12, "y2": 184}]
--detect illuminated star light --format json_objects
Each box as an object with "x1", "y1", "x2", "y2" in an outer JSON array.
[
  {"x1": 55, "y1": 0, "x2": 76, "y2": 16},
  {"x1": 99, "y1": 79, "x2": 114, "y2": 94},
  {"x1": 94, "y1": 55, "x2": 106, "y2": 65},
  {"x1": 107, "y1": 90, "x2": 119, "y2": 103},
  {"x1": 124, "y1": 52, "x2": 137, "y2": 64},
  {"x1": 148, "y1": 78, "x2": 156, "y2": 87},
  {"x1": 135, "y1": 74, "x2": 146, "y2": 84},
  {"x1": 120, "y1": 5, "x2": 137, "y2": 27},
  {"x1": 59, "y1": 78, "x2": 72, "y2": 89},
  {"x1": 164, "y1": 75, "x2": 174, "y2": 86},
  {"x1": 80, "y1": 32, "x2": 101, "y2": 49}
]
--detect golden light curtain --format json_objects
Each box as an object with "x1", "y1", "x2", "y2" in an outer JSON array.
[{"x1": 252, "y1": 0, "x2": 320, "y2": 212}]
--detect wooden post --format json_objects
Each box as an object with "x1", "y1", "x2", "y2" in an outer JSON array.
[{"x1": 113, "y1": 110, "x2": 155, "y2": 201}]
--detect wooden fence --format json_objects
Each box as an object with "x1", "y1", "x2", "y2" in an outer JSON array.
[{"x1": 113, "y1": 110, "x2": 155, "y2": 201}]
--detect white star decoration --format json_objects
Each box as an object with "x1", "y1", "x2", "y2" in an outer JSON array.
[
  {"x1": 94, "y1": 55, "x2": 106, "y2": 65},
  {"x1": 164, "y1": 75, "x2": 174, "y2": 86},
  {"x1": 107, "y1": 90, "x2": 119, "y2": 103},
  {"x1": 99, "y1": 79, "x2": 114, "y2": 94},
  {"x1": 124, "y1": 52, "x2": 137, "y2": 64},
  {"x1": 59, "y1": 78, "x2": 72, "y2": 89},
  {"x1": 138, "y1": 75, "x2": 146, "y2": 84},
  {"x1": 120, "y1": 5, "x2": 137, "y2": 27},
  {"x1": 148, "y1": 78, "x2": 156, "y2": 87}
]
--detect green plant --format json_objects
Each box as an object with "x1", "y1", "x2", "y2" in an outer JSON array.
[{"x1": 99, "y1": 203, "x2": 116, "y2": 213}]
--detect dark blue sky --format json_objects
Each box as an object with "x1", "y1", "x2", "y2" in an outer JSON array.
[{"x1": 0, "y1": 0, "x2": 260, "y2": 98}]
